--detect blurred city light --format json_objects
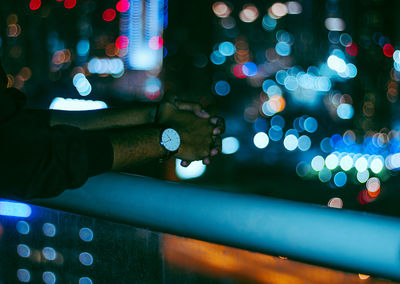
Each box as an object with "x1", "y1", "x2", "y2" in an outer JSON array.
[{"x1": 176, "y1": 159, "x2": 207, "y2": 180}]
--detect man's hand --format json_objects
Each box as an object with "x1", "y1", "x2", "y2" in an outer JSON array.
[{"x1": 157, "y1": 101, "x2": 224, "y2": 165}]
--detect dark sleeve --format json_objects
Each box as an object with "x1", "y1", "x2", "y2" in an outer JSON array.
[{"x1": 0, "y1": 88, "x2": 114, "y2": 199}]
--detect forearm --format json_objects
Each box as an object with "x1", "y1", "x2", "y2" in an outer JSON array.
[
  {"x1": 108, "y1": 125, "x2": 167, "y2": 170},
  {"x1": 48, "y1": 103, "x2": 157, "y2": 130}
]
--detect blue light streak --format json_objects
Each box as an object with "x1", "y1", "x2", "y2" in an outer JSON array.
[{"x1": 0, "y1": 200, "x2": 32, "y2": 218}]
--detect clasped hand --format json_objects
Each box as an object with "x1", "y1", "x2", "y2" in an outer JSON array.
[{"x1": 157, "y1": 99, "x2": 225, "y2": 167}]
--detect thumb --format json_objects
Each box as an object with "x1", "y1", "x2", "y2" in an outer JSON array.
[{"x1": 174, "y1": 101, "x2": 210, "y2": 119}]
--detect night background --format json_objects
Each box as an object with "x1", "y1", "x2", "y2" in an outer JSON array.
[{"x1": 1, "y1": 0, "x2": 400, "y2": 283}]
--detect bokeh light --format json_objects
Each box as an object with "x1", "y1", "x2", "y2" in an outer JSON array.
[
  {"x1": 222, "y1": 137, "x2": 240, "y2": 154},
  {"x1": 103, "y1": 9, "x2": 116, "y2": 22},
  {"x1": 311, "y1": 156, "x2": 325, "y2": 171},
  {"x1": 116, "y1": 0, "x2": 130, "y2": 12},
  {"x1": 253, "y1": 132, "x2": 270, "y2": 149},
  {"x1": 283, "y1": 134, "x2": 298, "y2": 151},
  {"x1": 333, "y1": 171, "x2": 347, "y2": 187},
  {"x1": 176, "y1": 159, "x2": 207, "y2": 180},
  {"x1": 214, "y1": 80, "x2": 230, "y2": 96}
]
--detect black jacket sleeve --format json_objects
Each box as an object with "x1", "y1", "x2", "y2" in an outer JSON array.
[{"x1": 0, "y1": 87, "x2": 114, "y2": 199}]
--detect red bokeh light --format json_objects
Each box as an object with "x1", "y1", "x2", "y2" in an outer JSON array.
[
  {"x1": 103, "y1": 9, "x2": 116, "y2": 22},
  {"x1": 116, "y1": 0, "x2": 130, "y2": 12},
  {"x1": 149, "y1": 36, "x2": 164, "y2": 50},
  {"x1": 346, "y1": 43, "x2": 358, "y2": 56},
  {"x1": 115, "y1": 36, "x2": 129, "y2": 49},
  {"x1": 383, "y1": 44, "x2": 394, "y2": 57},
  {"x1": 29, "y1": 0, "x2": 41, "y2": 10},
  {"x1": 64, "y1": 0, "x2": 77, "y2": 9},
  {"x1": 145, "y1": 90, "x2": 161, "y2": 100},
  {"x1": 233, "y1": 64, "x2": 246, "y2": 79}
]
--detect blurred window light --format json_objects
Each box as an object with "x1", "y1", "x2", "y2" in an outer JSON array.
[
  {"x1": 283, "y1": 134, "x2": 298, "y2": 151},
  {"x1": 383, "y1": 44, "x2": 394, "y2": 57},
  {"x1": 337, "y1": 103, "x2": 354, "y2": 119},
  {"x1": 304, "y1": 117, "x2": 318, "y2": 133},
  {"x1": 327, "y1": 55, "x2": 347, "y2": 73},
  {"x1": 79, "y1": 277, "x2": 94, "y2": 284},
  {"x1": 17, "y1": 269, "x2": 31, "y2": 283},
  {"x1": 49, "y1": 98, "x2": 108, "y2": 111},
  {"x1": 116, "y1": 0, "x2": 130, "y2": 12},
  {"x1": 17, "y1": 244, "x2": 31, "y2": 258},
  {"x1": 324, "y1": 18, "x2": 345, "y2": 31},
  {"x1": 275, "y1": 70, "x2": 288, "y2": 85},
  {"x1": 339, "y1": 33, "x2": 352, "y2": 47},
  {"x1": 311, "y1": 155, "x2": 325, "y2": 171},
  {"x1": 328, "y1": 197, "x2": 343, "y2": 208},
  {"x1": 77, "y1": 39, "x2": 90, "y2": 57},
  {"x1": 144, "y1": 77, "x2": 162, "y2": 100},
  {"x1": 210, "y1": 50, "x2": 226, "y2": 65},
  {"x1": 316, "y1": 76, "x2": 332, "y2": 91},
  {"x1": 149, "y1": 36, "x2": 163, "y2": 50},
  {"x1": 214, "y1": 80, "x2": 230, "y2": 96},
  {"x1": 318, "y1": 167, "x2": 332, "y2": 182},
  {"x1": 218, "y1": 41, "x2": 235, "y2": 56},
  {"x1": 262, "y1": 79, "x2": 277, "y2": 93},
  {"x1": 220, "y1": 17, "x2": 236, "y2": 29},
  {"x1": 334, "y1": 171, "x2": 347, "y2": 187},
  {"x1": 346, "y1": 63, "x2": 357, "y2": 78},
  {"x1": 355, "y1": 157, "x2": 368, "y2": 172},
  {"x1": 79, "y1": 227, "x2": 94, "y2": 242},
  {"x1": 285, "y1": 128, "x2": 299, "y2": 138},
  {"x1": 370, "y1": 157, "x2": 384, "y2": 173},
  {"x1": 103, "y1": 8, "x2": 117, "y2": 21},
  {"x1": 176, "y1": 159, "x2": 207, "y2": 180},
  {"x1": 271, "y1": 115, "x2": 285, "y2": 128},
  {"x1": 298, "y1": 135, "x2": 311, "y2": 151},
  {"x1": 212, "y1": 2, "x2": 231, "y2": 18},
  {"x1": 268, "y1": 125, "x2": 283, "y2": 141},
  {"x1": 262, "y1": 15, "x2": 277, "y2": 31},
  {"x1": 42, "y1": 247, "x2": 57, "y2": 261},
  {"x1": 270, "y1": 2, "x2": 288, "y2": 18},
  {"x1": 0, "y1": 201, "x2": 31, "y2": 217},
  {"x1": 88, "y1": 58, "x2": 124, "y2": 75},
  {"x1": 325, "y1": 153, "x2": 339, "y2": 170},
  {"x1": 266, "y1": 85, "x2": 282, "y2": 97},
  {"x1": 239, "y1": 5, "x2": 259, "y2": 23},
  {"x1": 72, "y1": 73, "x2": 92, "y2": 96},
  {"x1": 283, "y1": 76, "x2": 298, "y2": 90},
  {"x1": 253, "y1": 132, "x2": 269, "y2": 149},
  {"x1": 357, "y1": 170, "x2": 369, "y2": 183},
  {"x1": 254, "y1": 118, "x2": 268, "y2": 132},
  {"x1": 16, "y1": 221, "x2": 30, "y2": 235},
  {"x1": 42, "y1": 271, "x2": 56, "y2": 284},
  {"x1": 328, "y1": 31, "x2": 340, "y2": 44},
  {"x1": 275, "y1": 42, "x2": 291, "y2": 56},
  {"x1": 320, "y1": 137, "x2": 333, "y2": 153},
  {"x1": 64, "y1": 0, "x2": 77, "y2": 9},
  {"x1": 222, "y1": 137, "x2": 240, "y2": 154},
  {"x1": 42, "y1": 223, "x2": 56, "y2": 237},
  {"x1": 120, "y1": 0, "x2": 164, "y2": 70},
  {"x1": 79, "y1": 252, "x2": 94, "y2": 266},
  {"x1": 29, "y1": 0, "x2": 41, "y2": 10},
  {"x1": 296, "y1": 161, "x2": 311, "y2": 177},
  {"x1": 346, "y1": 42, "x2": 358, "y2": 56},
  {"x1": 242, "y1": 62, "x2": 257, "y2": 76},
  {"x1": 340, "y1": 155, "x2": 353, "y2": 171},
  {"x1": 286, "y1": 1, "x2": 302, "y2": 14},
  {"x1": 366, "y1": 177, "x2": 381, "y2": 197},
  {"x1": 393, "y1": 50, "x2": 400, "y2": 63}
]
